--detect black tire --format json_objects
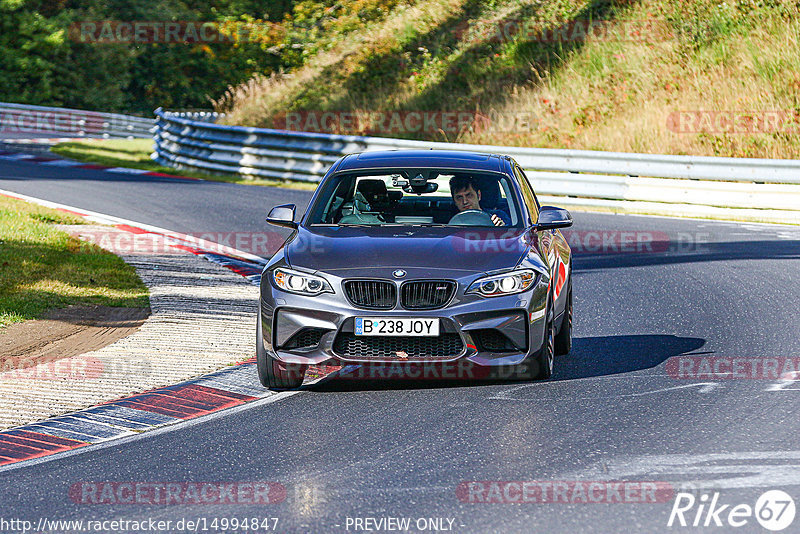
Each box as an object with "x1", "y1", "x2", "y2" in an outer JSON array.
[
  {"x1": 516, "y1": 301, "x2": 555, "y2": 380},
  {"x1": 554, "y1": 280, "x2": 572, "y2": 356},
  {"x1": 256, "y1": 313, "x2": 306, "y2": 389}
]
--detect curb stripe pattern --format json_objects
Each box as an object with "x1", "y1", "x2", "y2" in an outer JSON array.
[
  {"x1": 1, "y1": 138, "x2": 85, "y2": 145},
  {"x1": 174, "y1": 246, "x2": 264, "y2": 284},
  {"x1": 0, "y1": 165, "x2": 288, "y2": 466},
  {"x1": 0, "y1": 150, "x2": 200, "y2": 181},
  {"x1": 0, "y1": 431, "x2": 87, "y2": 462},
  {"x1": 0, "y1": 362, "x2": 275, "y2": 466}
]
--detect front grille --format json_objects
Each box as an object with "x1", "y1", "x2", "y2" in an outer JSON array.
[
  {"x1": 400, "y1": 280, "x2": 456, "y2": 310},
  {"x1": 333, "y1": 333, "x2": 464, "y2": 361},
  {"x1": 281, "y1": 328, "x2": 326, "y2": 349},
  {"x1": 344, "y1": 280, "x2": 396, "y2": 309},
  {"x1": 474, "y1": 329, "x2": 517, "y2": 352}
]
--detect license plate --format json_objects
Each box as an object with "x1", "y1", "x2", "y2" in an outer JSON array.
[{"x1": 355, "y1": 318, "x2": 439, "y2": 336}]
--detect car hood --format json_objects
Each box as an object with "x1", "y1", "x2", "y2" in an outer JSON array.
[{"x1": 286, "y1": 226, "x2": 531, "y2": 275}]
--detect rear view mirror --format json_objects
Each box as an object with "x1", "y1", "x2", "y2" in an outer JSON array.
[
  {"x1": 404, "y1": 182, "x2": 439, "y2": 195},
  {"x1": 266, "y1": 204, "x2": 298, "y2": 229},
  {"x1": 535, "y1": 206, "x2": 573, "y2": 231}
]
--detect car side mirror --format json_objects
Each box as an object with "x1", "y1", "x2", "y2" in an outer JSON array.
[
  {"x1": 266, "y1": 204, "x2": 298, "y2": 229},
  {"x1": 535, "y1": 206, "x2": 573, "y2": 231}
]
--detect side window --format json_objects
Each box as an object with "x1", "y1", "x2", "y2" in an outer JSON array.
[
  {"x1": 514, "y1": 165, "x2": 540, "y2": 224},
  {"x1": 497, "y1": 177, "x2": 519, "y2": 226},
  {"x1": 520, "y1": 169, "x2": 541, "y2": 212}
]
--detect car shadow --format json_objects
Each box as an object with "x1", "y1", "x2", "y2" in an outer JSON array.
[
  {"x1": 305, "y1": 334, "x2": 706, "y2": 392},
  {"x1": 552, "y1": 334, "x2": 707, "y2": 381}
]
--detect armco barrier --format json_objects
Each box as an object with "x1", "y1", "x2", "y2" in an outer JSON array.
[
  {"x1": 0, "y1": 102, "x2": 154, "y2": 139},
  {"x1": 148, "y1": 107, "x2": 799, "y2": 223}
]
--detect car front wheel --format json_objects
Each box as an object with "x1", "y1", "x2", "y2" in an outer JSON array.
[
  {"x1": 516, "y1": 302, "x2": 555, "y2": 380},
  {"x1": 554, "y1": 280, "x2": 572, "y2": 355}
]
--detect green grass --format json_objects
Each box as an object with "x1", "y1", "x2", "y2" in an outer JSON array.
[
  {"x1": 50, "y1": 139, "x2": 318, "y2": 191},
  {"x1": 0, "y1": 196, "x2": 150, "y2": 327}
]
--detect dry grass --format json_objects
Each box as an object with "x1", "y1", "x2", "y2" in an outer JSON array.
[
  {"x1": 216, "y1": 0, "x2": 469, "y2": 127},
  {"x1": 477, "y1": 6, "x2": 800, "y2": 158},
  {"x1": 217, "y1": 0, "x2": 800, "y2": 158}
]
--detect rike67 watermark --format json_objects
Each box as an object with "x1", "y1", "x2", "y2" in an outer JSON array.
[{"x1": 669, "y1": 489, "x2": 796, "y2": 531}]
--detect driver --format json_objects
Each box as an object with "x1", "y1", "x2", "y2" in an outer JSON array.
[{"x1": 449, "y1": 175, "x2": 510, "y2": 226}]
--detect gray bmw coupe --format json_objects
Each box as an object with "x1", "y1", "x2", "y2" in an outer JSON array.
[{"x1": 258, "y1": 150, "x2": 573, "y2": 388}]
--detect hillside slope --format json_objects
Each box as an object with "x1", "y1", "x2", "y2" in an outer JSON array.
[{"x1": 216, "y1": 0, "x2": 800, "y2": 159}]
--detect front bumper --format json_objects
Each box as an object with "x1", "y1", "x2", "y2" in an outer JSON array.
[{"x1": 259, "y1": 271, "x2": 549, "y2": 368}]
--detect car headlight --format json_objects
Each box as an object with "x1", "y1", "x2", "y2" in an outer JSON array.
[
  {"x1": 467, "y1": 269, "x2": 538, "y2": 297},
  {"x1": 272, "y1": 268, "x2": 333, "y2": 296}
]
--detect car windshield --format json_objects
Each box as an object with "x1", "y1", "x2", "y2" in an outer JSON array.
[{"x1": 307, "y1": 170, "x2": 523, "y2": 227}]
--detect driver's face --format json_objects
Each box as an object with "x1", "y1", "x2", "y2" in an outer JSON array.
[{"x1": 453, "y1": 185, "x2": 481, "y2": 212}]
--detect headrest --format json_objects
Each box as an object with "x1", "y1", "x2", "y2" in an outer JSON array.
[
  {"x1": 476, "y1": 176, "x2": 501, "y2": 209},
  {"x1": 357, "y1": 179, "x2": 388, "y2": 198},
  {"x1": 356, "y1": 179, "x2": 390, "y2": 210}
]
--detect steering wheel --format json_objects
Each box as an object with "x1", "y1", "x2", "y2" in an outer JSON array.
[{"x1": 448, "y1": 209, "x2": 494, "y2": 226}]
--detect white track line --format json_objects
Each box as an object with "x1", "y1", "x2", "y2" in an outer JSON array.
[
  {"x1": 0, "y1": 390, "x2": 300, "y2": 473},
  {"x1": 0, "y1": 188, "x2": 265, "y2": 263},
  {"x1": 0, "y1": 366, "x2": 346, "y2": 473}
]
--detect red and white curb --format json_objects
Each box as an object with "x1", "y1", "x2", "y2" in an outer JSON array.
[
  {"x1": 0, "y1": 359, "x2": 341, "y2": 470},
  {"x1": 0, "y1": 137, "x2": 83, "y2": 145},
  {"x1": 0, "y1": 149, "x2": 201, "y2": 181},
  {"x1": 0, "y1": 191, "x2": 342, "y2": 468}
]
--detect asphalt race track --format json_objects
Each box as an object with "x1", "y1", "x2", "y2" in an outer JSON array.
[{"x1": 1, "y1": 157, "x2": 799, "y2": 533}]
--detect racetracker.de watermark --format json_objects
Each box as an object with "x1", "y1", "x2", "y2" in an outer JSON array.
[
  {"x1": 454, "y1": 18, "x2": 674, "y2": 44},
  {"x1": 456, "y1": 480, "x2": 674, "y2": 503},
  {"x1": 334, "y1": 361, "x2": 537, "y2": 381},
  {"x1": 667, "y1": 111, "x2": 800, "y2": 134},
  {"x1": 452, "y1": 229, "x2": 709, "y2": 255},
  {"x1": 72, "y1": 227, "x2": 714, "y2": 260},
  {"x1": 70, "y1": 229, "x2": 289, "y2": 257},
  {"x1": 564, "y1": 230, "x2": 711, "y2": 254},
  {"x1": 0, "y1": 355, "x2": 150, "y2": 381},
  {"x1": 0, "y1": 110, "x2": 141, "y2": 135},
  {"x1": 273, "y1": 110, "x2": 541, "y2": 136},
  {"x1": 68, "y1": 21, "x2": 282, "y2": 44},
  {"x1": 69, "y1": 482, "x2": 286, "y2": 505},
  {"x1": 563, "y1": 230, "x2": 670, "y2": 254},
  {"x1": 666, "y1": 356, "x2": 800, "y2": 380}
]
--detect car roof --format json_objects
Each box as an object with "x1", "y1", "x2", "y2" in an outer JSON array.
[{"x1": 335, "y1": 150, "x2": 509, "y2": 173}]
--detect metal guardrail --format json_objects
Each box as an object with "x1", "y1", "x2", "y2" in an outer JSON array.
[
  {"x1": 152, "y1": 108, "x2": 800, "y2": 223},
  {"x1": 0, "y1": 102, "x2": 154, "y2": 139},
  {"x1": 164, "y1": 111, "x2": 224, "y2": 123}
]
